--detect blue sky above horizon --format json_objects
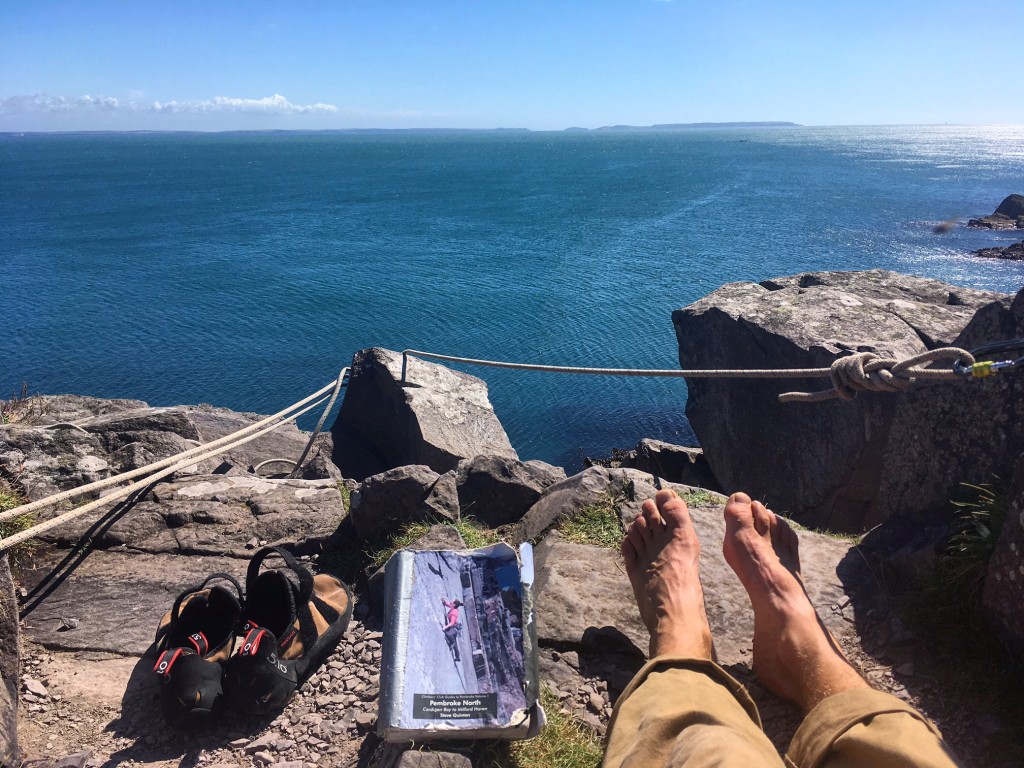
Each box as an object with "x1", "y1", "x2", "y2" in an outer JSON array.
[{"x1": 2, "y1": 1, "x2": 1022, "y2": 132}]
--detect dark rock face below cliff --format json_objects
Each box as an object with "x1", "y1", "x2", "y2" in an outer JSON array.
[
  {"x1": 973, "y1": 241, "x2": 1024, "y2": 261},
  {"x1": 967, "y1": 194, "x2": 1024, "y2": 230}
]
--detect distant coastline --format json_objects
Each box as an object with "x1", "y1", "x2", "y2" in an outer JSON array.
[{"x1": 1, "y1": 121, "x2": 801, "y2": 137}]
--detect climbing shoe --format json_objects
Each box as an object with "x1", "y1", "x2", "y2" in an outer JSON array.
[
  {"x1": 153, "y1": 573, "x2": 244, "y2": 728},
  {"x1": 227, "y1": 546, "x2": 353, "y2": 715}
]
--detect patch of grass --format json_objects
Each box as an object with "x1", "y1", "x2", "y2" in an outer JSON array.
[
  {"x1": 678, "y1": 489, "x2": 720, "y2": 507},
  {"x1": 943, "y1": 481, "x2": 1008, "y2": 602},
  {"x1": 0, "y1": 478, "x2": 37, "y2": 571},
  {"x1": 366, "y1": 516, "x2": 501, "y2": 568},
  {"x1": 560, "y1": 493, "x2": 624, "y2": 549},
  {"x1": 0, "y1": 382, "x2": 47, "y2": 425},
  {"x1": 337, "y1": 481, "x2": 352, "y2": 511},
  {"x1": 785, "y1": 517, "x2": 862, "y2": 543},
  {"x1": 483, "y1": 686, "x2": 604, "y2": 768}
]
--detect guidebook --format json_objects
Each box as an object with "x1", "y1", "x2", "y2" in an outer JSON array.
[{"x1": 377, "y1": 542, "x2": 544, "y2": 741}]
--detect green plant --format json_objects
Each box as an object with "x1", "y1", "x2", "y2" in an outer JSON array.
[
  {"x1": 0, "y1": 382, "x2": 47, "y2": 426},
  {"x1": 678, "y1": 489, "x2": 720, "y2": 507},
  {"x1": 484, "y1": 686, "x2": 604, "y2": 768},
  {"x1": 560, "y1": 493, "x2": 624, "y2": 549},
  {"x1": 940, "y1": 480, "x2": 1008, "y2": 610},
  {"x1": 366, "y1": 516, "x2": 500, "y2": 568},
  {"x1": 337, "y1": 481, "x2": 352, "y2": 511},
  {"x1": 0, "y1": 478, "x2": 37, "y2": 570}
]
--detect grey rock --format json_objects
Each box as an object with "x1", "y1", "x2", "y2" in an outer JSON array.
[
  {"x1": 995, "y1": 194, "x2": 1024, "y2": 219},
  {"x1": 516, "y1": 466, "x2": 695, "y2": 543},
  {"x1": 456, "y1": 454, "x2": 565, "y2": 527},
  {"x1": 0, "y1": 398, "x2": 342, "y2": 507},
  {"x1": 20, "y1": 750, "x2": 93, "y2": 768},
  {"x1": 983, "y1": 452, "x2": 1024, "y2": 661},
  {"x1": 20, "y1": 551, "x2": 246, "y2": 655},
  {"x1": 245, "y1": 733, "x2": 279, "y2": 753},
  {"x1": 23, "y1": 678, "x2": 48, "y2": 697},
  {"x1": 349, "y1": 465, "x2": 459, "y2": 540},
  {"x1": 396, "y1": 750, "x2": 473, "y2": 768},
  {"x1": 877, "y1": 287, "x2": 1024, "y2": 524},
  {"x1": 673, "y1": 269, "x2": 1014, "y2": 531},
  {"x1": 620, "y1": 439, "x2": 722, "y2": 491},
  {"x1": 331, "y1": 347, "x2": 517, "y2": 480},
  {"x1": 0, "y1": 553, "x2": 20, "y2": 768},
  {"x1": 973, "y1": 241, "x2": 1024, "y2": 261},
  {"x1": 968, "y1": 195, "x2": 1024, "y2": 230},
  {"x1": 47, "y1": 474, "x2": 346, "y2": 556}
]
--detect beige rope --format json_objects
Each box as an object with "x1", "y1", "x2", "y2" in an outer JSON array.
[
  {"x1": 402, "y1": 349, "x2": 830, "y2": 379},
  {"x1": 0, "y1": 373, "x2": 344, "y2": 525},
  {"x1": 402, "y1": 347, "x2": 975, "y2": 403},
  {"x1": 778, "y1": 348, "x2": 976, "y2": 403},
  {"x1": 0, "y1": 393, "x2": 332, "y2": 552}
]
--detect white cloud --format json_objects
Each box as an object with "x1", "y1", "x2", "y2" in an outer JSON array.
[
  {"x1": 0, "y1": 93, "x2": 119, "y2": 113},
  {"x1": 150, "y1": 94, "x2": 337, "y2": 115},
  {"x1": 0, "y1": 93, "x2": 337, "y2": 116}
]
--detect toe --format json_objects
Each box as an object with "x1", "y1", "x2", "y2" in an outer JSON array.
[
  {"x1": 724, "y1": 491, "x2": 753, "y2": 532},
  {"x1": 628, "y1": 512, "x2": 651, "y2": 551},
  {"x1": 621, "y1": 535, "x2": 638, "y2": 571},
  {"x1": 656, "y1": 489, "x2": 691, "y2": 530},
  {"x1": 751, "y1": 500, "x2": 772, "y2": 537},
  {"x1": 642, "y1": 497, "x2": 664, "y2": 529}
]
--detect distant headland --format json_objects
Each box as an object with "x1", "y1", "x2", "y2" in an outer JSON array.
[{"x1": 565, "y1": 122, "x2": 801, "y2": 132}]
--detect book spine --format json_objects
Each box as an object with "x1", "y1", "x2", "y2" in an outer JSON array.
[
  {"x1": 378, "y1": 551, "x2": 414, "y2": 734},
  {"x1": 519, "y1": 543, "x2": 540, "y2": 710}
]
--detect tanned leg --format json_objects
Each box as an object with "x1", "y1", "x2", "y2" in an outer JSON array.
[
  {"x1": 621, "y1": 489, "x2": 713, "y2": 660},
  {"x1": 722, "y1": 492, "x2": 867, "y2": 712}
]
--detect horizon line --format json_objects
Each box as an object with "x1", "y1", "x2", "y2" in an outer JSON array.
[{"x1": 4, "y1": 121, "x2": 1023, "y2": 136}]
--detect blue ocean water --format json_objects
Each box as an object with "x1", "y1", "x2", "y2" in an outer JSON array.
[{"x1": 2, "y1": 126, "x2": 1023, "y2": 469}]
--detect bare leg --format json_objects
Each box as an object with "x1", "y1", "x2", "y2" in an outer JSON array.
[
  {"x1": 722, "y1": 492, "x2": 867, "y2": 712},
  {"x1": 621, "y1": 489, "x2": 713, "y2": 660}
]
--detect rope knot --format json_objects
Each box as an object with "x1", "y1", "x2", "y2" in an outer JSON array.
[
  {"x1": 828, "y1": 352, "x2": 914, "y2": 401},
  {"x1": 779, "y1": 346, "x2": 975, "y2": 403}
]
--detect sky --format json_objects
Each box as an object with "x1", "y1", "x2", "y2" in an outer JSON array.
[{"x1": 2, "y1": 1, "x2": 1022, "y2": 132}]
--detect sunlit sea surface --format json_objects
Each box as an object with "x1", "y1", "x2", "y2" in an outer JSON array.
[{"x1": 2, "y1": 125, "x2": 1023, "y2": 469}]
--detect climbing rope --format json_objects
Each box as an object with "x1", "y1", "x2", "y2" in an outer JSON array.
[
  {"x1": 403, "y1": 342, "x2": 1022, "y2": 403},
  {"x1": 0, "y1": 369, "x2": 349, "y2": 545}
]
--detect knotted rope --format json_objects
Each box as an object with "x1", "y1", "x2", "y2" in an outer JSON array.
[
  {"x1": 402, "y1": 346, "x2": 982, "y2": 404},
  {"x1": 778, "y1": 347, "x2": 976, "y2": 403}
]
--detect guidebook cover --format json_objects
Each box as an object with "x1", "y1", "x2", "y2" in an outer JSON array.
[{"x1": 377, "y1": 542, "x2": 543, "y2": 741}]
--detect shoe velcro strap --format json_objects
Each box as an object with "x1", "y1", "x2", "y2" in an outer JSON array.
[
  {"x1": 240, "y1": 627, "x2": 270, "y2": 657},
  {"x1": 153, "y1": 648, "x2": 186, "y2": 677},
  {"x1": 187, "y1": 631, "x2": 209, "y2": 656}
]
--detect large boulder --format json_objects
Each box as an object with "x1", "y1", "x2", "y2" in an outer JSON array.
[
  {"x1": 620, "y1": 439, "x2": 722, "y2": 491},
  {"x1": 968, "y1": 194, "x2": 1024, "y2": 230},
  {"x1": 0, "y1": 397, "x2": 340, "y2": 507},
  {"x1": 331, "y1": 348, "x2": 517, "y2": 481},
  {"x1": 43, "y1": 475, "x2": 347, "y2": 557},
  {"x1": 348, "y1": 465, "x2": 460, "y2": 539},
  {"x1": 515, "y1": 466, "x2": 651, "y2": 543},
  {"x1": 456, "y1": 455, "x2": 565, "y2": 528},
  {"x1": 673, "y1": 270, "x2": 1019, "y2": 531},
  {"x1": 982, "y1": 452, "x2": 1024, "y2": 660}
]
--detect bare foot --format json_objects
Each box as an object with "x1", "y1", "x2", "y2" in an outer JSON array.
[
  {"x1": 722, "y1": 492, "x2": 867, "y2": 712},
  {"x1": 621, "y1": 489, "x2": 713, "y2": 660}
]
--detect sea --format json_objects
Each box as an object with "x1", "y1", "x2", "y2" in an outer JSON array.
[{"x1": 2, "y1": 125, "x2": 1023, "y2": 470}]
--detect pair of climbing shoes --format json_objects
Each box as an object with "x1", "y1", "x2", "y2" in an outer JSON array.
[{"x1": 153, "y1": 546, "x2": 354, "y2": 727}]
